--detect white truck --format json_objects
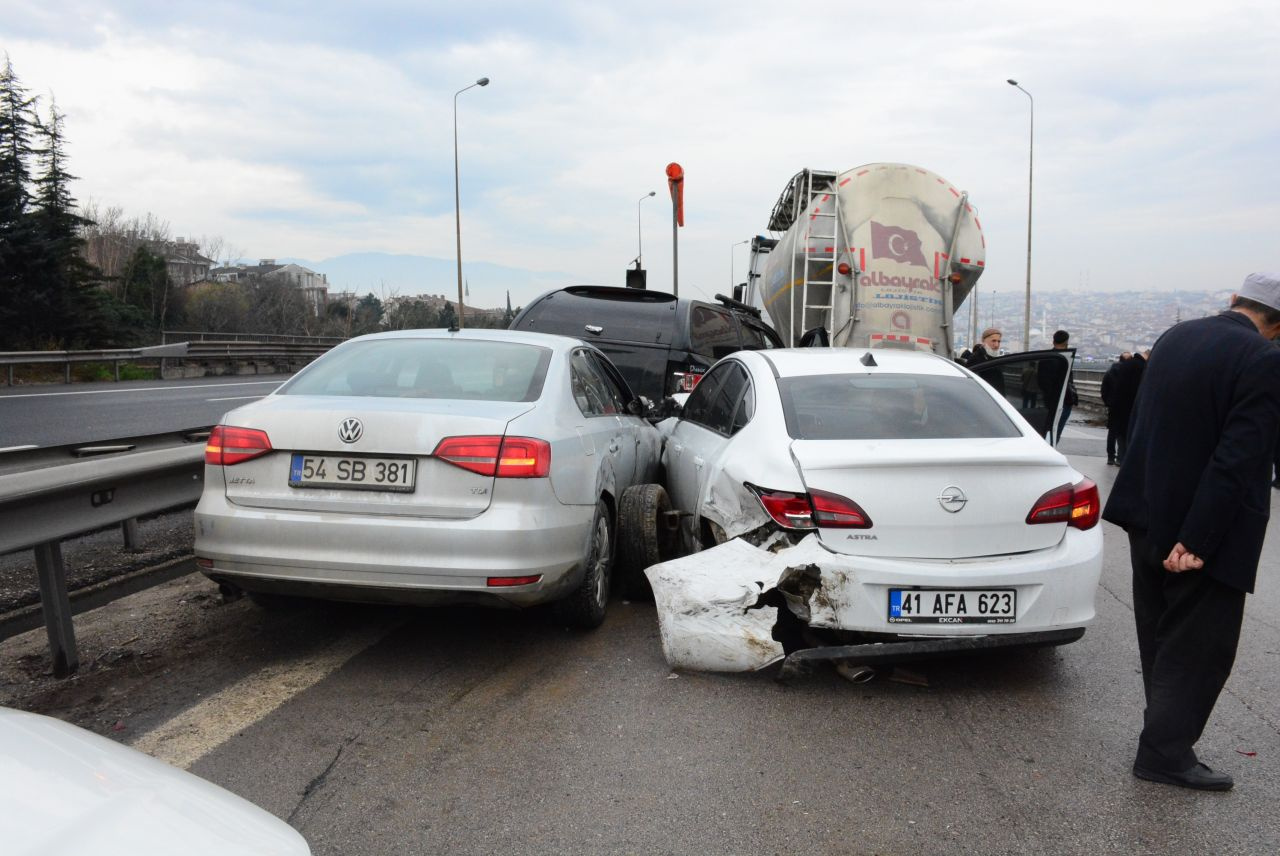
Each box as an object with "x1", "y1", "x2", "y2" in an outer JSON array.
[{"x1": 744, "y1": 163, "x2": 986, "y2": 355}]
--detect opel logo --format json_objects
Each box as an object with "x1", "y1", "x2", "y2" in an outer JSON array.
[
  {"x1": 937, "y1": 485, "x2": 967, "y2": 513},
  {"x1": 338, "y1": 418, "x2": 363, "y2": 444}
]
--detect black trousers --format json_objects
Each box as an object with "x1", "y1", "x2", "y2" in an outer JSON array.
[
  {"x1": 1106, "y1": 426, "x2": 1122, "y2": 461},
  {"x1": 1129, "y1": 531, "x2": 1246, "y2": 772}
]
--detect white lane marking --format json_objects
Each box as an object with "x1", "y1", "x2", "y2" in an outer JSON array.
[
  {"x1": 207, "y1": 395, "x2": 266, "y2": 402},
  {"x1": 0, "y1": 380, "x2": 283, "y2": 400},
  {"x1": 0, "y1": 444, "x2": 39, "y2": 453},
  {"x1": 128, "y1": 621, "x2": 398, "y2": 769}
]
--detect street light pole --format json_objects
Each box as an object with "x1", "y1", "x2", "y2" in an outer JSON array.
[
  {"x1": 730, "y1": 239, "x2": 749, "y2": 291},
  {"x1": 637, "y1": 191, "x2": 655, "y2": 267},
  {"x1": 1008, "y1": 79, "x2": 1033, "y2": 350},
  {"x1": 453, "y1": 76, "x2": 490, "y2": 328}
]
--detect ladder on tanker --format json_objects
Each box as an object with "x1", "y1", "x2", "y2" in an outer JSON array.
[{"x1": 788, "y1": 170, "x2": 841, "y2": 347}]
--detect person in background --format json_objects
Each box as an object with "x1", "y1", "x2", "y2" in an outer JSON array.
[
  {"x1": 961, "y1": 328, "x2": 1002, "y2": 367},
  {"x1": 1104, "y1": 351, "x2": 1146, "y2": 466},
  {"x1": 1036, "y1": 330, "x2": 1077, "y2": 443},
  {"x1": 1101, "y1": 354, "x2": 1129, "y2": 464},
  {"x1": 1103, "y1": 272, "x2": 1280, "y2": 792},
  {"x1": 961, "y1": 328, "x2": 1006, "y2": 395}
]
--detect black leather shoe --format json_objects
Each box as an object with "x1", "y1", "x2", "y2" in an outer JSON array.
[
  {"x1": 1133, "y1": 762, "x2": 1233, "y2": 791},
  {"x1": 1107, "y1": 458, "x2": 1116, "y2": 465}
]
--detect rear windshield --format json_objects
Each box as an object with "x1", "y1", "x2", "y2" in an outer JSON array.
[
  {"x1": 514, "y1": 289, "x2": 677, "y2": 345},
  {"x1": 279, "y1": 338, "x2": 552, "y2": 402},
  {"x1": 779, "y1": 373, "x2": 1021, "y2": 440}
]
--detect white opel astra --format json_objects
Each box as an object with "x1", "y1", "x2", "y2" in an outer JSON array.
[
  {"x1": 195, "y1": 329, "x2": 661, "y2": 628},
  {"x1": 648, "y1": 347, "x2": 1103, "y2": 672}
]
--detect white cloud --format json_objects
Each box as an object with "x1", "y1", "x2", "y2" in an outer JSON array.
[{"x1": 3, "y1": 0, "x2": 1278, "y2": 308}]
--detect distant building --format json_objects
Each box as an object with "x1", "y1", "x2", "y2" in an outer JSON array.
[
  {"x1": 207, "y1": 259, "x2": 330, "y2": 316},
  {"x1": 160, "y1": 238, "x2": 215, "y2": 285}
]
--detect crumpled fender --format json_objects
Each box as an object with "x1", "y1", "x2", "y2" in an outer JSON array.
[{"x1": 645, "y1": 534, "x2": 856, "y2": 672}]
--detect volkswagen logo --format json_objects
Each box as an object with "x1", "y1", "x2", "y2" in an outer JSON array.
[
  {"x1": 338, "y1": 418, "x2": 363, "y2": 444},
  {"x1": 937, "y1": 485, "x2": 967, "y2": 513}
]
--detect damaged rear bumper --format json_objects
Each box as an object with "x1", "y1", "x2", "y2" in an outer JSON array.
[
  {"x1": 644, "y1": 533, "x2": 1101, "y2": 673},
  {"x1": 776, "y1": 627, "x2": 1086, "y2": 681}
]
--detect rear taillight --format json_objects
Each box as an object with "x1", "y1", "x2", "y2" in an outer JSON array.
[
  {"x1": 809, "y1": 489, "x2": 873, "y2": 528},
  {"x1": 749, "y1": 485, "x2": 873, "y2": 531},
  {"x1": 753, "y1": 488, "x2": 816, "y2": 529},
  {"x1": 433, "y1": 436, "x2": 551, "y2": 478},
  {"x1": 205, "y1": 425, "x2": 272, "y2": 466},
  {"x1": 673, "y1": 370, "x2": 704, "y2": 393},
  {"x1": 1027, "y1": 479, "x2": 1099, "y2": 530}
]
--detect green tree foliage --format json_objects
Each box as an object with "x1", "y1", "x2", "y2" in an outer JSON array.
[
  {"x1": 184, "y1": 282, "x2": 250, "y2": 333},
  {"x1": 351, "y1": 293, "x2": 384, "y2": 336},
  {"x1": 438, "y1": 300, "x2": 457, "y2": 329},
  {"x1": 0, "y1": 55, "x2": 38, "y2": 345},
  {"x1": 119, "y1": 245, "x2": 177, "y2": 330},
  {"x1": 0, "y1": 57, "x2": 109, "y2": 348}
]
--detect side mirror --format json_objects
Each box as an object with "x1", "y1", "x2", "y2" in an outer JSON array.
[{"x1": 626, "y1": 398, "x2": 645, "y2": 417}]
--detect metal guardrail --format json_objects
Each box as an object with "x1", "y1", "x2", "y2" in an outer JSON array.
[
  {"x1": 0, "y1": 429, "x2": 210, "y2": 675},
  {"x1": 2, "y1": 337, "x2": 341, "y2": 385},
  {"x1": 163, "y1": 330, "x2": 344, "y2": 345},
  {"x1": 0, "y1": 343, "x2": 190, "y2": 385}
]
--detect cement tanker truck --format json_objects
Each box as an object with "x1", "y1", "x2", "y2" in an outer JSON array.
[{"x1": 744, "y1": 163, "x2": 985, "y2": 356}]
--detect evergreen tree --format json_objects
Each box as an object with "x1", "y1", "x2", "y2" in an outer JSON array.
[
  {"x1": 0, "y1": 55, "x2": 38, "y2": 347},
  {"x1": 29, "y1": 99, "x2": 102, "y2": 346}
]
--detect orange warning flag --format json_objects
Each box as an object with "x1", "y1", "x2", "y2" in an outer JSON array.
[{"x1": 666, "y1": 162, "x2": 684, "y2": 227}]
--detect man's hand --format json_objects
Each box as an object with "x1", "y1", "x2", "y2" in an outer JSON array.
[{"x1": 1164, "y1": 542, "x2": 1205, "y2": 573}]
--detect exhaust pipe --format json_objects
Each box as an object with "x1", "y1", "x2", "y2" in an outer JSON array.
[{"x1": 834, "y1": 661, "x2": 877, "y2": 684}]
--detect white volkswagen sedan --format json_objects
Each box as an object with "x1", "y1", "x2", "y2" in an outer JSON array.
[
  {"x1": 195, "y1": 329, "x2": 661, "y2": 628},
  {"x1": 647, "y1": 347, "x2": 1103, "y2": 673}
]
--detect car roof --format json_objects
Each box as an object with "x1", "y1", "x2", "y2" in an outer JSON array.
[
  {"x1": 347, "y1": 327, "x2": 588, "y2": 353},
  {"x1": 751, "y1": 347, "x2": 968, "y2": 378}
]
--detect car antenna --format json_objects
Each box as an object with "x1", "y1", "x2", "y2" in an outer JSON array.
[{"x1": 860, "y1": 352, "x2": 877, "y2": 367}]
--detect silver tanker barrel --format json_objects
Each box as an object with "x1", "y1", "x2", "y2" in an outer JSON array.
[{"x1": 747, "y1": 164, "x2": 986, "y2": 355}]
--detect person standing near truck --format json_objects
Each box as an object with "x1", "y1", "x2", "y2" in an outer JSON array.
[
  {"x1": 1036, "y1": 330, "x2": 1077, "y2": 443},
  {"x1": 1103, "y1": 272, "x2": 1280, "y2": 791}
]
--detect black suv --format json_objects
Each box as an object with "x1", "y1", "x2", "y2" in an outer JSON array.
[{"x1": 510, "y1": 285, "x2": 782, "y2": 401}]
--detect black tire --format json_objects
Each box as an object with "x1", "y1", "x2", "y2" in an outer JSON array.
[
  {"x1": 616, "y1": 484, "x2": 676, "y2": 599},
  {"x1": 553, "y1": 498, "x2": 613, "y2": 629}
]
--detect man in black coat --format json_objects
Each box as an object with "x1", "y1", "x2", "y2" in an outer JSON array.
[
  {"x1": 1102, "y1": 272, "x2": 1280, "y2": 791},
  {"x1": 1102, "y1": 350, "x2": 1146, "y2": 465}
]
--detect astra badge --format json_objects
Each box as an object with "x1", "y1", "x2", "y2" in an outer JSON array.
[
  {"x1": 338, "y1": 417, "x2": 363, "y2": 444},
  {"x1": 937, "y1": 486, "x2": 967, "y2": 513}
]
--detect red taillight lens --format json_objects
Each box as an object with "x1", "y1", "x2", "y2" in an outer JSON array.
[
  {"x1": 205, "y1": 425, "x2": 272, "y2": 466},
  {"x1": 750, "y1": 485, "x2": 874, "y2": 531},
  {"x1": 1027, "y1": 479, "x2": 1099, "y2": 530},
  {"x1": 809, "y1": 489, "x2": 873, "y2": 528},
  {"x1": 487, "y1": 575, "x2": 542, "y2": 587},
  {"x1": 752, "y1": 488, "x2": 816, "y2": 530},
  {"x1": 673, "y1": 370, "x2": 704, "y2": 393},
  {"x1": 433, "y1": 436, "x2": 551, "y2": 478},
  {"x1": 837, "y1": 262, "x2": 852, "y2": 276}
]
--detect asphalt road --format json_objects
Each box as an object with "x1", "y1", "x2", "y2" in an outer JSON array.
[
  {"x1": 2, "y1": 433, "x2": 1279, "y2": 855},
  {"x1": 0, "y1": 375, "x2": 290, "y2": 448}
]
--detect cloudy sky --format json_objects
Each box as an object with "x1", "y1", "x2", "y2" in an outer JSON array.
[{"x1": 3, "y1": 0, "x2": 1278, "y2": 310}]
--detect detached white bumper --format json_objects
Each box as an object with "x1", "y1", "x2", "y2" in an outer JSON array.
[{"x1": 645, "y1": 530, "x2": 1103, "y2": 672}]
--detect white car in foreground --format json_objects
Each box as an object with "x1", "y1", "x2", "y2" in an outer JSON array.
[
  {"x1": 646, "y1": 347, "x2": 1103, "y2": 675},
  {"x1": 1, "y1": 707, "x2": 310, "y2": 855}
]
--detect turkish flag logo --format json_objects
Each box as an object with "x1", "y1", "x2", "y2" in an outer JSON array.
[{"x1": 871, "y1": 221, "x2": 928, "y2": 268}]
